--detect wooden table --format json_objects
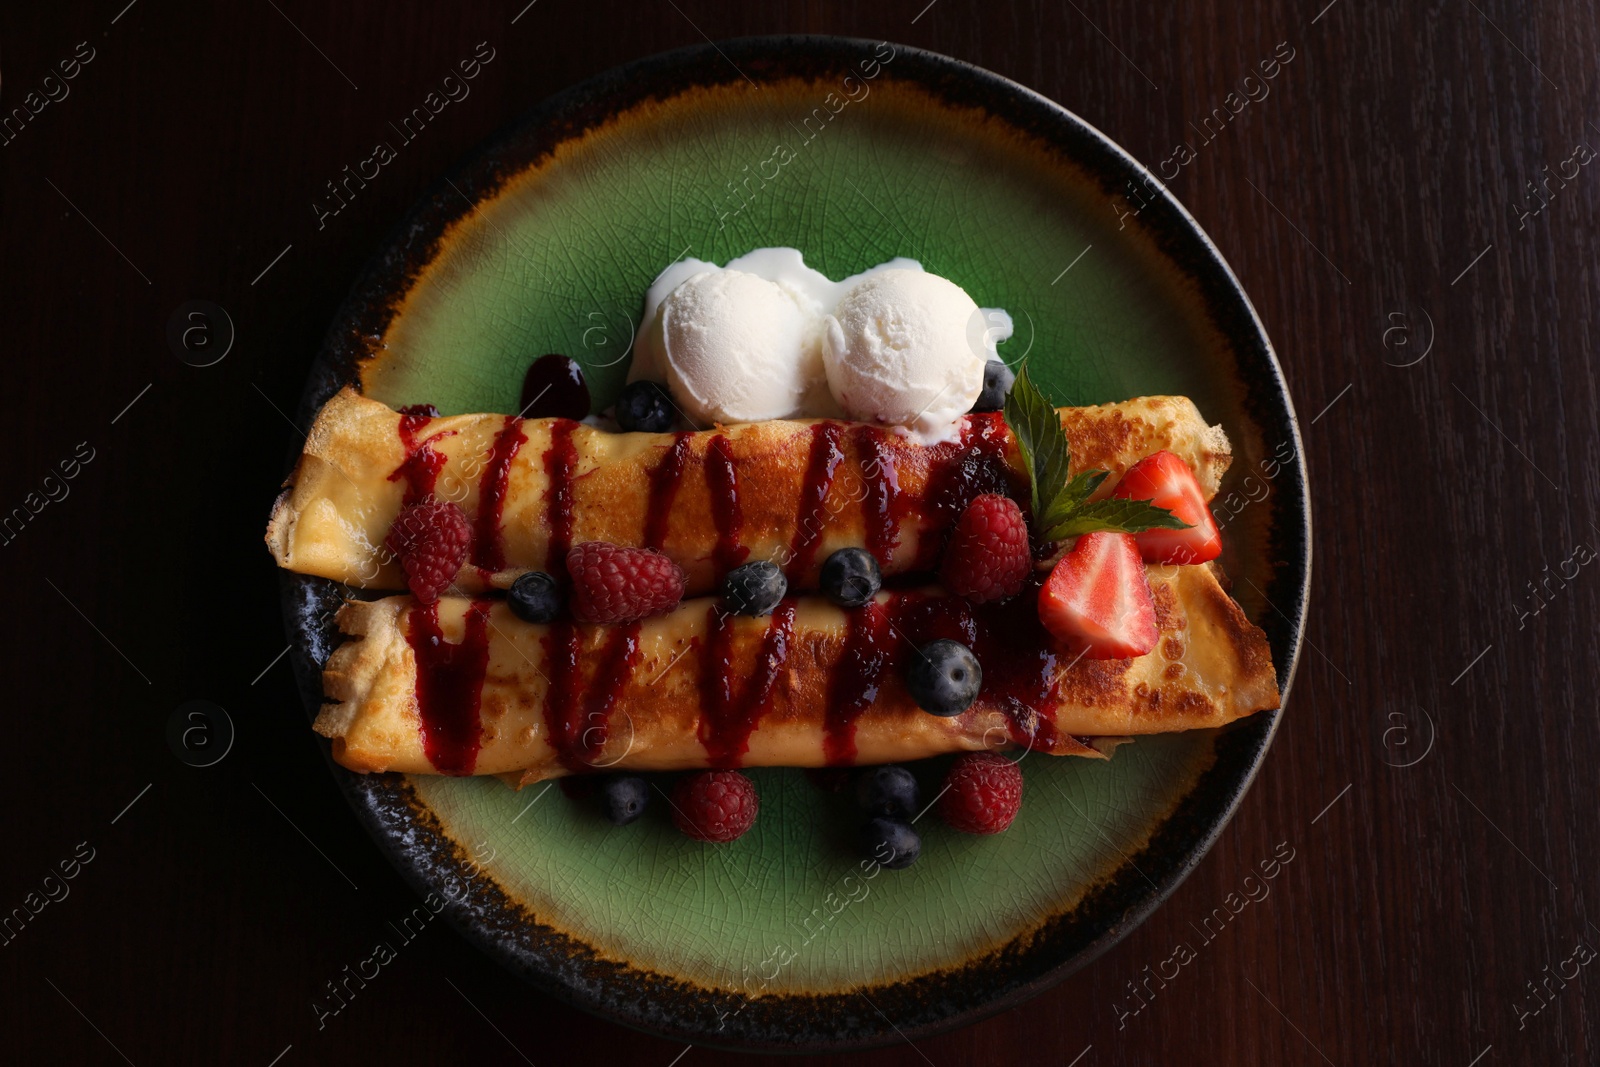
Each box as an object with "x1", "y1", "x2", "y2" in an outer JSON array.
[{"x1": 5, "y1": 1, "x2": 1592, "y2": 1063}]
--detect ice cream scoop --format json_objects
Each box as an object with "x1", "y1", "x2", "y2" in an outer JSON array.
[
  {"x1": 627, "y1": 249, "x2": 1010, "y2": 435},
  {"x1": 822, "y1": 269, "x2": 1005, "y2": 442},
  {"x1": 643, "y1": 269, "x2": 820, "y2": 425}
]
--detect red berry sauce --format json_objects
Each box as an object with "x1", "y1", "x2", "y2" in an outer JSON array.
[
  {"x1": 706, "y1": 434, "x2": 749, "y2": 578},
  {"x1": 472, "y1": 415, "x2": 526, "y2": 571},
  {"x1": 389, "y1": 407, "x2": 456, "y2": 504},
  {"x1": 698, "y1": 599, "x2": 797, "y2": 768},
  {"x1": 785, "y1": 422, "x2": 846, "y2": 580},
  {"x1": 542, "y1": 419, "x2": 580, "y2": 580},
  {"x1": 643, "y1": 433, "x2": 693, "y2": 550},
  {"x1": 521, "y1": 354, "x2": 590, "y2": 420},
  {"x1": 405, "y1": 598, "x2": 493, "y2": 775},
  {"x1": 394, "y1": 403, "x2": 1070, "y2": 774}
]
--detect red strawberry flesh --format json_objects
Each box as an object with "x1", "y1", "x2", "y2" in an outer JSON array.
[
  {"x1": 1111, "y1": 450, "x2": 1222, "y2": 565},
  {"x1": 1038, "y1": 531, "x2": 1159, "y2": 659}
]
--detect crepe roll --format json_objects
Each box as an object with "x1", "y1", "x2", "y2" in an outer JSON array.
[
  {"x1": 267, "y1": 386, "x2": 1232, "y2": 597},
  {"x1": 316, "y1": 561, "x2": 1277, "y2": 782}
]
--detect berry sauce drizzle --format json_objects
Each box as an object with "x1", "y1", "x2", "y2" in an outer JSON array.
[
  {"x1": 967, "y1": 580, "x2": 1068, "y2": 751},
  {"x1": 700, "y1": 599, "x2": 797, "y2": 768},
  {"x1": 390, "y1": 408, "x2": 456, "y2": 504},
  {"x1": 472, "y1": 415, "x2": 526, "y2": 571},
  {"x1": 821, "y1": 587, "x2": 1073, "y2": 762},
  {"x1": 643, "y1": 433, "x2": 692, "y2": 550},
  {"x1": 822, "y1": 601, "x2": 892, "y2": 765},
  {"x1": 785, "y1": 422, "x2": 845, "y2": 579},
  {"x1": 395, "y1": 405, "x2": 1051, "y2": 775},
  {"x1": 580, "y1": 623, "x2": 643, "y2": 760},
  {"x1": 540, "y1": 621, "x2": 642, "y2": 772},
  {"x1": 853, "y1": 426, "x2": 904, "y2": 563},
  {"x1": 706, "y1": 434, "x2": 749, "y2": 577},
  {"x1": 542, "y1": 419, "x2": 580, "y2": 580},
  {"x1": 405, "y1": 599, "x2": 493, "y2": 775}
]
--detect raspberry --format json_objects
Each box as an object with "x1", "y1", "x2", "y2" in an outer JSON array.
[
  {"x1": 671, "y1": 770, "x2": 759, "y2": 842},
  {"x1": 938, "y1": 752, "x2": 1023, "y2": 834},
  {"x1": 566, "y1": 542, "x2": 685, "y2": 623},
  {"x1": 940, "y1": 493, "x2": 1031, "y2": 603},
  {"x1": 385, "y1": 500, "x2": 471, "y2": 603}
]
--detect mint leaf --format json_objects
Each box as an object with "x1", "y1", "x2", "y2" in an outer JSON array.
[
  {"x1": 1001, "y1": 365, "x2": 1191, "y2": 541},
  {"x1": 1044, "y1": 498, "x2": 1188, "y2": 540},
  {"x1": 1003, "y1": 364, "x2": 1072, "y2": 520},
  {"x1": 1040, "y1": 468, "x2": 1109, "y2": 528}
]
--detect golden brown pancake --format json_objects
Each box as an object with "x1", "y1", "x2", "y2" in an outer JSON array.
[
  {"x1": 316, "y1": 562, "x2": 1278, "y2": 782},
  {"x1": 278, "y1": 387, "x2": 1274, "y2": 781},
  {"x1": 265, "y1": 387, "x2": 1232, "y2": 596}
]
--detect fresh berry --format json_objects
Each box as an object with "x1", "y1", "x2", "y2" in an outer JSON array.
[
  {"x1": 860, "y1": 817, "x2": 921, "y2": 869},
  {"x1": 522, "y1": 354, "x2": 590, "y2": 421},
  {"x1": 566, "y1": 542, "x2": 685, "y2": 623},
  {"x1": 820, "y1": 547, "x2": 882, "y2": 608},
  {"x1": 1111, "y1": 450, "x2": 1222, "y2": 565},
  {"x1": 384, "y1": 500, "x2": 471, "y2": 603},
  {"x1": 722, "y1": 560, "x2": 787, "y2": 616},
  {"x1": 905, "y1": 639, "x2": 982, "y2": 717},
  {"x1": 938, "y1": 752, "x2": 1023, "y2": 834},
  {"x1": 671, "y1": 770, "x2": 758, "y2": 842},
  {"x1": 970, "y1": 360, "x2": 1016, "y2": 413},
  {"x1": 598, "y1": 775, "x2": 650, "y2": 826},
  {"x1": 616, "y1": 380, "x2": 675, "y2": 433},
  {"x1": 508, "y1": 571, "x2": 561, "y2": 623},
  {"x1": 941, "y1": 493, "x2": 1031, "y2": 603},
  {"x1": 1038, "y1": 531, "x2": 1158, "y2": 659},
  {"x1": 855, "y1": 765, "x2": 920, "y2": 819}
]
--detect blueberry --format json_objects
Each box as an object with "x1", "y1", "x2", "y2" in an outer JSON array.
[
  {"x1": 820, "y1": 547, "x2": 882, "y2": 608},
  {"x1": 906, "y1": 639, "x2": 982, "y2": 716},
  {"x1": 855, "y1": 765, "x2": 920, "y2": 819},
  {"x1": 508, "y1": 571, "x2": 561, "y2": 623},
  {"x1": 860, "y1": 817, "x2": 921, "y2": 869},
  {"x1": 616, "y1": 380, "x2": 675, "y2": 433},
  {"x1": 970, "y1": 360, "x2": 1016, "y2": 413},
  {"x1": 598, "y1": 775, "x2": 650, "y2": 826},
  {"x1": 722, "y1": 561, "x2": 787, "y2": 616}
]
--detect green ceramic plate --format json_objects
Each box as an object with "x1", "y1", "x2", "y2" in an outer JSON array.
[{"x1": 283, "y1": 36, "x2": 1309, "y2": 1052}]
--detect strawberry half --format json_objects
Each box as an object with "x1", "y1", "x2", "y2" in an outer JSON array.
[
  {"x1": 1038, "y1": 532, "x2": 1159, "y2": 660},
  {"x1": 1111, "y1": 450, "x2": 1222, "y2": 565}
]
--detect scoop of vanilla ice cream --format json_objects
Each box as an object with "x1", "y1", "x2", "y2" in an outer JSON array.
[
  {"x1": 651, "y1": 269, "x2": 822, "y2": 424},
  {"x1": 822, "y1": 269, "x2": 989, "y2": 442}
]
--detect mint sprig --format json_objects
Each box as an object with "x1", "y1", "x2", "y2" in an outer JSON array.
[
  {"x1": 1004, "y1": 361, "x2": 1073, "y2": 520},
  {"x1": 1001, "y1": 364, "x2": 1191, "y2": 541}
]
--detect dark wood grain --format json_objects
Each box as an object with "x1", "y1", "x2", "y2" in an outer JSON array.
[{"x1": 3, "y1": 0, "x2": 1595, "y2": 1063}]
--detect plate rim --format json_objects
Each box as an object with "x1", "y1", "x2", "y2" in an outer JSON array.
[{"x1": 279, "y1": 33, "x2": 1311, "y2": 1053}]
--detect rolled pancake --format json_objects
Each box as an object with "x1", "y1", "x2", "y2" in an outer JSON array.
[
  {"x1": 266, "y1": 387, "x2": 1231, "y2": 596},
  {"x1": 316, "y1": 563, "x2": 1279, "y2": 782}
]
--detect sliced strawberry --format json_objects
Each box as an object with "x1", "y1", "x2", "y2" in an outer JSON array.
[
  {"x1": 1111, "y1": 450, "x2": 1222, "y2": 565},
  {"x1": 1038, "y1": 532, "x2": 1159, "y2": 659}
]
